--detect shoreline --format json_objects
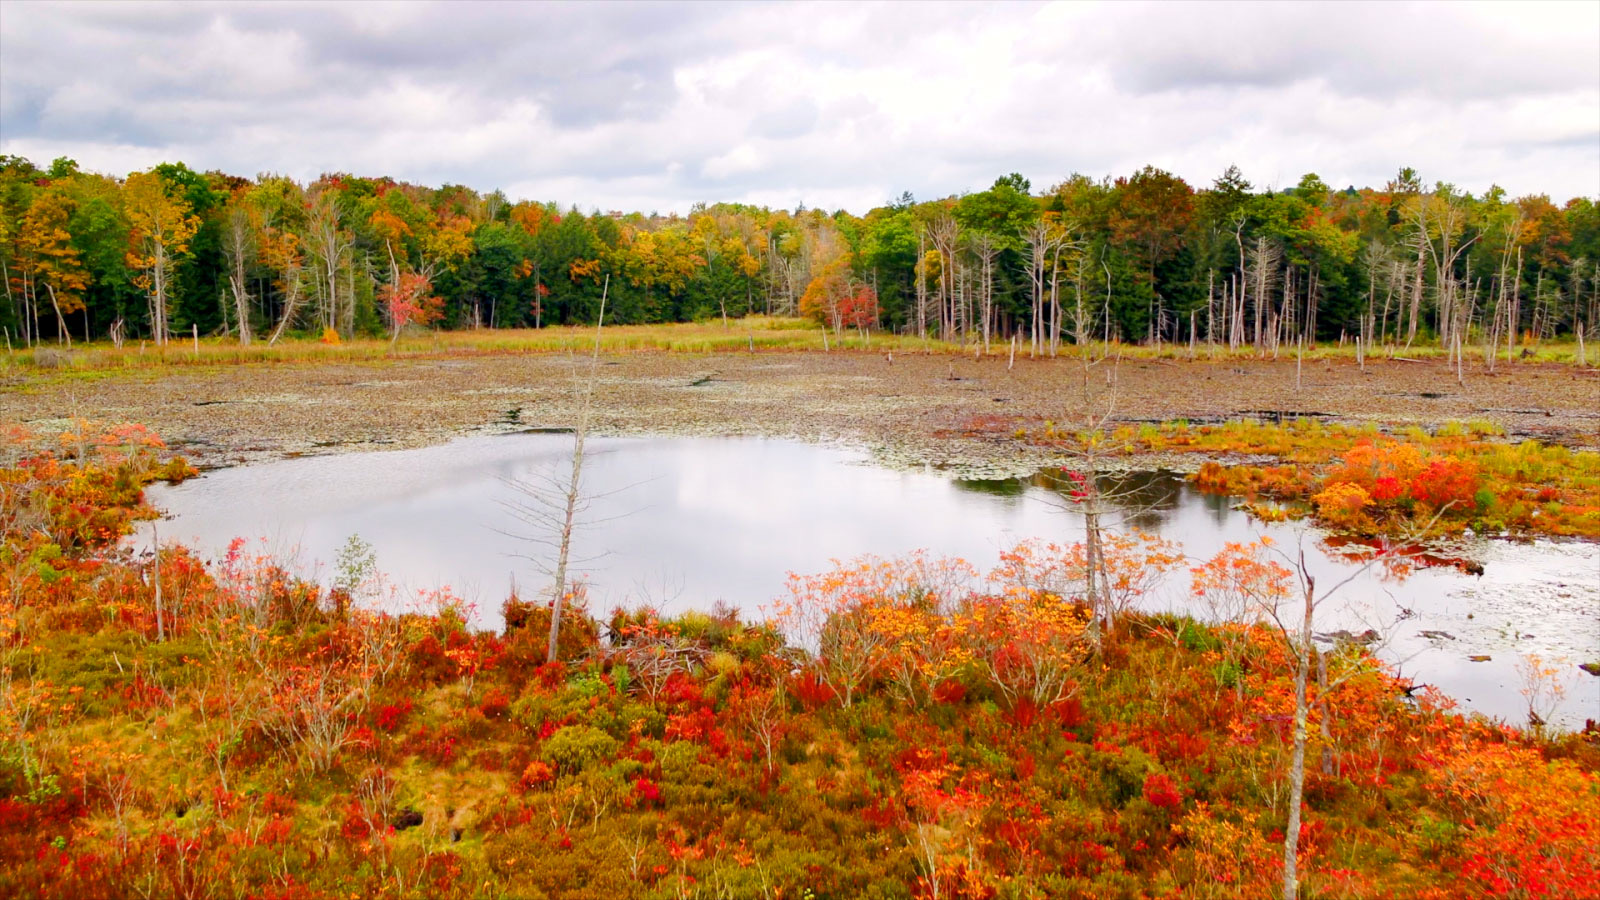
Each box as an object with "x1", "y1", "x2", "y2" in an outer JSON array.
[{"x1": 8, "y1": 350, "x2": 1597, "y2": 474}]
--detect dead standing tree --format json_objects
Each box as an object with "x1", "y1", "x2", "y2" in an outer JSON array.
[
  {"x1": 1245, "y1": 235, "x2": 1282, "y2": 354},
  {"x1": 221, "y1": 203, "x2": 257, "y2": 346},
  {"x1": 1251, "y1": 524, "x2": 1438, "y2": 900},
  {"x1": 502, "y1": 276, "x2": 610, "y2": 663},
  {"x1": 1040, "y1": 344, "x2": 1178, "y2": 645},
  {"x1": 928, "y1": 214, "x2": 960, "y2": 342},
  {"x1": 304, "y1": 189, "x2": 353, "y2": 337},
  {"x1": 1022, "y1": 218, "x2": 1072, "y2": 358},
  {"x1": 972, "y1": 231, "x2": 1000, "y2": 355}
]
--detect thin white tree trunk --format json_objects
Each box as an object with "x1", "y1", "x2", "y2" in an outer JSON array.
[{"x1": 547, "y1": 276, "x2": 609, "y2": 663}]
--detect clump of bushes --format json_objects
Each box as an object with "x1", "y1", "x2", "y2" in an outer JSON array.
[{"x1": 2, "y1": 427, "x2": 1596, "y2": 900}]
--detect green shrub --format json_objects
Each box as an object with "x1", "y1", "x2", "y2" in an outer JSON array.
[{"x1": 541, "y1": 725, "x2": 618, "y2": 774}]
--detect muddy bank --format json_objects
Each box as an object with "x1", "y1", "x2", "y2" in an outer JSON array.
[{"x1": 6, "y1": 350, "x2": 1597, "y2": 474}]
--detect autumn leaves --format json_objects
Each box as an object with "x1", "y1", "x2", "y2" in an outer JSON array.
[{"x1": 771, "y1": 536, "x2": 1303, "y2": 717}]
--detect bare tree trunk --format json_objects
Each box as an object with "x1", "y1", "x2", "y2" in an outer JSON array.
[
  {"x1": 1318, "y1": 650, "x2": 1334, "y2": 775},
  {"x1": 152, "y1": 242, "x2": 170, "y2": 346},
  {"x1": 1282, "y1": 561, "x2": 1315, "y2": 900},
  {"x1": 1206, "y1": 268, "x2": 1216, "y2": 356},
  {"x1": 975, "y1": 233, "x2": 998, "y2": 354},
  {"x1": 930, "y1": 216, "x2": 958, "y2": 341},
  {"x1": 152, "y1": 521, "x2": 165, "y2": 642},
  {"x1": 0, "y1": 259, "x2": 14, "y2": 346},
  {"x1": 1406, "y1": 242, "x2": 1425, "y2": 349},
  {"x1": 1024, "y1": 222, "x2": 1045, "y2": 356},
  {"x1": 916, "y1": 227, "x2": 928, "y2": 340},
  {"x1": 43, "y1": 283, "x2": 69, "y2": 348},
  {"x1": 1248, "y1": 236, "x2": 1281, "y2": 352},
  {"x1": 306, "y1": 192, "x2": 350, "y2": 336},
  {"x1": 1509, "y1": 246, "x2": 1522, "y2": 361},
  {"x1": 1051, "y1": 242, "x2": 1067, "y2": 357},
  {"x1": 386, "y1": 240, "x2": 405, "y2": 347},
  {"x1": 267, "y1": 265, "x2": 305, "y2": 346},
  {"x1": 547, "y1": 275, "x2": 609, "y2": 663},
  {"x1": 344, "y1": 257, "x2": 357, "y2": 336},
  {"x1": 1532, "y1": 268, "x2": 1547, "y2": 346},
  {"x1": 224, "y1": 207, "x2": 255, "y2": 346},
  {"x1": 1102, "y1": 257, "x2": 1114, "y2": 346},
  {"x1": 1361, "y1": 263, "x2": 1375, "y2": 371}
]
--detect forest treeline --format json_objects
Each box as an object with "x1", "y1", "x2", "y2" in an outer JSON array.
[{"x1": 2, "y1": 155, "x2": 1596, "y2": 354}]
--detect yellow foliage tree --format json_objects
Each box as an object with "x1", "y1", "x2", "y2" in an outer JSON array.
[
  {"x1": 123, "y1": 170, "x2": 199, "y2": 345},
  {"x1": 17, "y1": 190, "x2": 89, "y2": 346}
]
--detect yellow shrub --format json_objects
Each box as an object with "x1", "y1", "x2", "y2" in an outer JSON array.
[{"x1": 1312, "y1": 482, "x2": 1372, "y2": 529}]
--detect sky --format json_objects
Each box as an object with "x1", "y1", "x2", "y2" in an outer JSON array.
[{"x1": 2, "y1": 0, "x2": 1596, "y2": 214}]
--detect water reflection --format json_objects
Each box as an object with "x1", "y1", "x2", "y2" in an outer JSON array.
[
  {"x1": 951, "y1": 478, "x2": 1027, "y2": 499},
  {"x1": 136, "y1": 434, "x2": 1599, "y2": 730},
  {"x1": 982, "y1": 469, "x2": 1216, "y2": 532}
]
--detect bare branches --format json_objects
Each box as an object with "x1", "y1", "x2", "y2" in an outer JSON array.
[{"x1": 497, "y1": 276, "x2": 610, "y2": 663}]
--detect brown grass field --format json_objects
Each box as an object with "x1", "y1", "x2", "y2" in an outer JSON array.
[{"x1": 5, "y1": 325, "x2": 1596, "y2": 471}]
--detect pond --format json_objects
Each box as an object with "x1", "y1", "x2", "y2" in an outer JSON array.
[{"x1": 136, "y1": 433, "x2": 1599, "y2": 731}]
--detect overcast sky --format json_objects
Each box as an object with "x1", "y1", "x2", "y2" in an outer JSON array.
[{"x1": 2, "y1": 1, "x2": 1596, "y2": 214}]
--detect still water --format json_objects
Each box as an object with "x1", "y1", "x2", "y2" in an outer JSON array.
[{"x1": 138, "y1": 434, "x2": 1599, "y2": 730}]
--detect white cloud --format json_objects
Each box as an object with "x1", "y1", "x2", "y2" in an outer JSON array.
[
  {"x1": 702, "y1": 144, "x2": 765, "y2": 180},
  {"x1": 1, "y1": 0, "x2": 1594, "y2": 213}
]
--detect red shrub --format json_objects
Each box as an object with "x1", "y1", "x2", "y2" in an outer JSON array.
[
  {"x1": 933, "y1": 679, "x2": 967, "y2": 705},
  {"x1": 478, "y1": 689, "x2": 511, "y2": 720},
  {"x1": 860, "y1": 796, "x2": 900, "y2": 829},
  {"x1": 892, "y1": 745, "x2": 947, "y2": 774},
  {"x1": 665, "y1": 708, "x2": 717, "y2": 744},
  {"x1": 260, "y1": 792, "x2": 297, "y2": 817},
  {"x1": 1050, "y1": 696, "x2": 1086, "y2": 729},
  {"x1": 347, "y1": 726, "x2": 375, "y2": 751},
  {"x1": 1142, "y1": 772, "x2": 1183, "y2": 809},
  {"x1": 1371, "y1": 476, "x2": 1404, "y2": 503},
  {"x1": 259, "y1": 817, "x2": 293, "y2": 846},
  {"x1": 339, "y1": 802, "x2": 370, "y2": 842},
  {"x1": 789, "y1": 670, "x2": 836, "y2": 710},
  {"x1": 1410, "y1": 457, "x2": 1480, "y2": 510},
  {"x1": 406, "y1": 725, "x2": 459, "y2": 765},
  {"x1": 1015, "y1": 752, "x2": 1036, "y2": 781},
  {"x1": 1005, "y1": 698, "x2": 1039, "y2": 729},
  {"x1": 409, "y1": 634, "x2": 450, "y2": 681},
  {"x1": 632, "y1": 776, "x2": 661, "y2": 807},
  {"x1": 993, "y1": 812, "x2": 1044, "y2": 853},
  {"x1": 535, "y1": 661, "x2": 567, "y2": 690},
  {"x1": 424, "y1": 850, "x2": 463, "y2": 893},
  {"x1": 663, "y1": 671, "x2": 704, "y2": 708},
  {"x1": 375, "y1": 699, "x2": 413, "y2": 732}
]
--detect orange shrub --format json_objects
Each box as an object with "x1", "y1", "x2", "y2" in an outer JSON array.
[{"x1": 1311, "y1": 482, "x2": 1373, "y2": 530}]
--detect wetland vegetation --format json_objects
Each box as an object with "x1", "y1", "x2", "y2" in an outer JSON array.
[
  {"x1": 3, "y1": 155, "x2": 1598, "y2": 899},
  {"x1": 1, "y1": 406, "x2": 1596, "y2": 899}
]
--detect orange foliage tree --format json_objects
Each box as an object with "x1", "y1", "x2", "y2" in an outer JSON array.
[{"x1": 16, "y1": 189, "x2": 89, "y2": 346}]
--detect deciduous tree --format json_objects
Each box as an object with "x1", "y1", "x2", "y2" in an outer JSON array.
[{"x1": 123, "y1": 171, "x2": 199, "y2": 345}]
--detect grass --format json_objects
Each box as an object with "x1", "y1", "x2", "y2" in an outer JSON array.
[
  {"x1": 6, "y1": 318, "x2": 935, "y2": 376},
  {"x1": 1110, "y1": 419, "x2": 1600, "y2": 538},
  {"x1": 5, "y1": 317, "x2": 1592, "y2": 378}
]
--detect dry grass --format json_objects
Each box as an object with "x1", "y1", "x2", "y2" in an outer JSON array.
[
  {"x1": 6, "y1": 338, "x2": 1596, "y2": 476},
  {"x1": 6, "y1": 317, "x2": 1592, "y2": 378}
]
